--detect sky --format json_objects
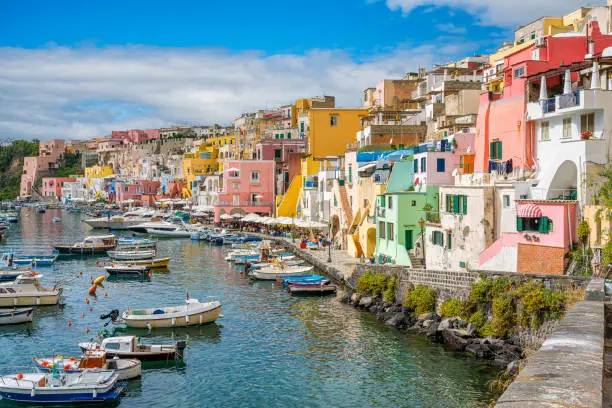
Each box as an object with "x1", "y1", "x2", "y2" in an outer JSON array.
[{"x1": 0, "y1": 0, "x2": 590, "y2": 140}]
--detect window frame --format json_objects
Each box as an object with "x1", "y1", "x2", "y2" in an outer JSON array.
[{"x1": 540, "y1": 121, "x2": 550, "y2": 141}]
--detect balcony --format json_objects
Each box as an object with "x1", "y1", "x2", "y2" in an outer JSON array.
[{"x1": 527, "y1": 89, "x2": 612, "y2": 120}]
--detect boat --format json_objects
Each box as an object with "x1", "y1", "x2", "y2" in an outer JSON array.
[
  {"x1": 113, "y1": 298, "x2": 221, "y2": 329},
  {"x1": 52, "y1": 216, "x2": 61, "y2": 223},
  {"x1": 12, "y1": 253, "x2": 58, "y2": 267},
  {"x1": 54, "y1": 235, "x2": 117, "y2": 254},
  {"x1": 128, "y1": 221, "x2": 178, "y2": 234},
  {"x1": 0, "y1": 370, "x2": 126, "y2": 404},
  {"x1": 0, "y1": 252, "x2": 13, "y2": 268},
  {"x1": 79, "y1": 336, "x2": 186, "y2": 361},
  {"x1": 0, "y1": 308, "x2": 34, "y2": 325},
  {"x1": 116, "y1": 237, "x2": 157, "y2": 250},
  {"x1": 37, "y1": 205, "x2": 46, "y2": 213},
  {"x1": 249, "y1": 265, "x2": 314, "y2": 281},
  {"x1": 104, "y1": 264, "x2": 151, "y2": 277},
  {"x1": 121, "y1": 257, "x2": 170, "y2": 269},
  {"x1": 146, "y1": 228, "x2": 191, "y2": 238},
  {"x1": 107, "y1": 250, "x2": 156, "y2": 261},
  {"x1": 0, "y1": 282, "x2": 63, "y2": 307},
  {"x1": 288, "y1": 284, "x2": 337, "y2": 295},
  {"x1": 16, "y1": 272, "x2": 44, "y2": 283},
  {"x1": 33, "y1": 351, "x2": 141, "y2": 381},
  {"x1": 0, "y1": 270, "x2": 21, "y2": 282}
]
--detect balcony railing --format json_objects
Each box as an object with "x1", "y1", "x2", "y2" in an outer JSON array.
[
  {"x1": 543, "y1": 97, "x2": 556, "y2": 113},
  {"x1": 558, "y1": 91, "x2": 580, "y2": 110},
  {"x1": 217, "y1": 201, "x2": 272, "y2": 207}
]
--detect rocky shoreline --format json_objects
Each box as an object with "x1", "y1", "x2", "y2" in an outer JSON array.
[{"x1": 341, "y1": 292, "x2": 524, "y2": 374}]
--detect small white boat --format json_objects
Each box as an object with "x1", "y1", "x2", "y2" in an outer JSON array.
[
  {"x1": 0, "y1": 370, "x2": 125, "y2": 404},
  {"x1": 104, "y1": 264, "x2": 150, "y2": 276},
  {"x1": 0, "y1": 282, "x2": 63, "y2": 307},
  {"x1": 107, "y1": 250, "x2": 156, "y2": 260},
  {"x1": 79, "y1": 336, "x2": 186, "y2": 361},
  {"x1": 16, "y1": 272, "x2": 43, "y2": 284},
  {"x1": 113, "y1": 298, "x2": 221, "y2": 328},
  {"x1": 52, "y1": 217, "x2": 61, "y2": 223},
  {"x1": 250, "y1": 265, "x2": 314, "y2": 281},
  {"x1": 0, "y1": 308, "x2": 33, "y2": 325},
  {"x1": 146, "y1": 228, "x2": 191, "y2": 238},
  {"x1": 33, "y1": 351, "x2": 141, "y2": 380}
]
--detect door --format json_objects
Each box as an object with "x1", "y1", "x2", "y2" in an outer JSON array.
[{"x1": 404, "y1": 230, "x2": 413, "y2": 250}]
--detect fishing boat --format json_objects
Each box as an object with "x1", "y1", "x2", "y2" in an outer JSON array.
[
  {"x1": 116, "y1": 237, "x2": 157, "y2": 250},
  {"x1": 54, "y1": 235, "x2": 117, "y2": 254},
  {"x1": 0, "y1": 308, "x2": 34, "y2": 325},
  {"x1": 16, "y1": 272, "x2": 44, "y2": 284},
  {"x1": 0, "y1": 271, "x2": 21, "y2": 282},
  {"x1": 120, "y1": 258, "x2": 170, "y2": 269},
  {"x1": 52, "y1": 216, "x2": 61, "y2": 223},
  {"x1": 107, "y1": 249, "x2": 156, "y2": 261},
  {"x1": 0, "y1": 370, "x2": 126, "y2": 404},
  {"x1": 0, "y1": 282, "x2": 63, "y2": 307},
  {"x1": 12, "y1": 253, "x2": 58, "y2": 267},
  {"x1": 146, "y1": 228, "x2": 191, "y2": 238},
  {"x1": 33, "y1": 351, "x2": 141, "y2": 381},
  {"x1": 113, "y1": 298, "x2": 221, "y2": 328},
  {"x1": 79, "y1": 336, "x2": 186, "y2": 361},
  {"x1": 104, "y1": 264, "x2": 150, "y2": 277},
  {"x1": 249, "y1": 265, "x2": 314, "y2": 281}
]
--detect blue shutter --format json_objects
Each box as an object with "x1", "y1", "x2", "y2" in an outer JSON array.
[{"x1": 437, "y1": 158, "x2": 445, "y2": 172}]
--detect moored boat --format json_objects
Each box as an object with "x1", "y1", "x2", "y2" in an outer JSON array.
[
  {"x1": 146, "y1": 228, "x2": 191, "y2": 238},
  {"x1": 249, "y1": 265, "x2": 314, "y2": 281},
  {"x1": 288, "y1": 284, "x2": 337, "y2": 295},
  {"x1": 54, "y1": 235, "x2": 117, "y2": 254},
  {"x1": 12, "y1": 253, "x2": 58, "y2": 267},
  {"x1": 79, "y1": 336, "x2": 186, "y2": 361},
  {"x1": 52, "y1": 216, "x2": 61, "y2": 223},
  {"x1": 121, "y1": 257, "x2": 171, "y2": 269},
  {"x1": 0, "y1": 282, "x2": 63, "y2": 307},
  {"x1": 104, "y1": 264, "x2": 151, "y2": 276},
  {"x1": 114, "y1": 298, "x2": 221, "y2": 328},
  {"x1": 33, "y1": 351, "x2": 141, "y2": 381},
  {"x1": 0, "y1": 270, "x2": 21, "y2": 282},
  {"x1": 0, "y1": 371, "x2": 126, "y2": 404},
  {"x1": 107, "y1": 249, "x2": 155, "y2": 261},
  {"x1": 0, "y1": 308, "x2": 34, "y2": 325}
]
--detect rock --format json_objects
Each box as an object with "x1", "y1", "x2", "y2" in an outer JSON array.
[
  {"x1": 418, "y1": 312, "x2": 439, "y2": 322},
  {"x1": 421, "y1": 319, "x2": 434, "y2": 329},
  {"x1": 339, "y1": 293, "x2": 350, "y2": 304},
  {"x1": 425, "y1": 321, "x2": 440, "y2": 340},
  {"x1": 437, "y1": 318, "x2": 453, "y2": 332},
  {"x1": 465, "y1": 343, "x2": 493, "y2": 359},
  {"x1": 465, "y1": 323, "x2": 477, "y2": 337},
  {"x1": 441, "y1": 329, "x2": 469, "y2": 351},
  {"x1": 359, "y1": 296, "x2": 374, "y2": 309},
  {"x1": 385, "y1": 313, "x2": 408, "y2": 329},
  {"x1": 506, "y1": 360, "x2": 520, "y2": 376},
  {"x1": 456, "y1": 319, "x2": 468, "y2": 329},
  {"x1": 350, "y1": 293, "x2": 362, "y2": 305},
  {"x1": 492, "y1": 354, "x2": 515, "y2": 368}
]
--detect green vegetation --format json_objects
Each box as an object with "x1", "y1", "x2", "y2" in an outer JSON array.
[
  {"x1": 54, "y1": 152, "x2": 84, "y2": 177},
  {"x1": 356, "y1": 270, "x2": 389, "y2": 297},
  {"x1": 0, "y1": 140, "x2": 40, "y2": 199},
  {"x1": 518, "y1": 281, "x2": 565, "y2": 328},
  {"x1": 403, "y1": 284, "x2": 436, "y2": 316},
  {"x1": 382, "y1": 276, "x2": 398, "y2": 303},
  {"x1": 439, "y1": 298, "x2": 462, "y2": 318}
]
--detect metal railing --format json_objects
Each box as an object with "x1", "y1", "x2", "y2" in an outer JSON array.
[
  {"x1": 543, "y1": 97, "x2": 556, "y2": 113},
  {"x1": 558, "y1": 91, "x2": 580, "y2": 110}
]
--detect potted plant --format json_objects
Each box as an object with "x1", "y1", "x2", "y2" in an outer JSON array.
[{"x1": 581, "y1": 130, "x2": 594, "y2": 140}]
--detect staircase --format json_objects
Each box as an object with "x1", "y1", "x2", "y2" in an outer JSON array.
[
  {"x1": 338, "y1": 184, "x2": 353, "y2": 226},
  {"x1": 408, "y1": 252, "x2": 425, "y2": 269}
]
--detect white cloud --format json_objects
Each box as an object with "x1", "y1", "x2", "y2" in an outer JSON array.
[
  {"x1": 436, "y1": 23, "x2": 467, "y2": 34},
  {"x1": 384, "y1": 0, "x2": 586, "y2": 27},
  {"x1": 0, "y1": 43, "x2": 471, "y2": 140}
]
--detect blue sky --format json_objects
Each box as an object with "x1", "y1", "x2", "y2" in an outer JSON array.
[{"x1": 0, "y1": 0, "x2": 585, "y2": 139}]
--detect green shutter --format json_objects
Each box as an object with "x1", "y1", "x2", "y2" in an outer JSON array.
[
  {"x1": 446, "y1": 232, "x2": 452, "y2": 249},
  {"x1": 453, "y1": 195, "x2": 460, "y2": 214},
  {"x1": 539, "y1": 216, "x2": 549, "y2": 233},
  {"x1": 516, "y1": 217, "x2": 524, "y2": 232},
  {"x1": 497, "y1": 141, "x2": 502, "y2": 160},
  {"x1": 349, "y1": 167, "x2": 352, "y2": 183},
  {"x1": 462, "y1": 195, "x2": 467, "y2": 215},
  {"x1": 446, "y1": 195, "x2": 452, "y2": 212},
  {"x1": 490, "y1": 142, "x2": 495, "y2": 159}
]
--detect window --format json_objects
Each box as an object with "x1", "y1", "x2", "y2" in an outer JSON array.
[
  {"x1": 489, "y1": 140, "x2": 502, "y2": 160},
  {"x1": 274, "y1": 149, "x2": 281, "y2": 159},
  {"x1": 516, "y1": 216, "x2": 552, "y2": 233},
  {"x1": 300, "y1": 122, "x2": 305, "y2": 132},
  {"x1": 411, "y1": 200, "x2": 416, "y2": 207},
  {"x1": 514, "y1": 66, "x2": 525, "y2": 78},
  {"x1": 530, "y1": 32, "x2": 536, "y2": 40},
  {"x1": 250, "y1": 171, "x2": 260, "y2": 182},
  {"x1": 436, "y1": 158, "x2": 445, "y2": 172},
  {"x1": 503, "y1": 195, "x2": 511, "y2": 208},
  {"x1": 287, "y1": 133, "x2": 291, "y2": 139},
  {"x1": 330, "y1": 115, "x2": 338, "y2": 126},
  {"x1": 581, "y1": 113, "x2": 595, "y2": 134},
  {"x1": 348, "y1": 166, "x2": 352, "y2": 183},
  {"x1": 432, "y1": 231, "x2": 444, "y2": 246},
  {"x1": 105, "y1": 343, "x2": 120, "y2": 350},
  {"x1": 280, "y1": 133, "x2": 284, "y2": 139},
  {"x1": 446, "y1": 231, "x2": 452, "y2": 249},
  {"x1": 540, "y1": 121, "x2": 550, "y2": 141},
  {"x1": 446, "y1": 194, "x2": 467, "y2": 214},
  {"x1": 232, "y1": 182, "x2": 239, "y2": 189},
  {"x1": 388, "y1": 196, "x2": 393, "y2": 209},
  {"x1": 414, "y1": 159, "x2": 418, "y2": 173},
  {"x1": 379, "y1": 221, "x2": 386, "y2": 239},
  {"x1": 387, "y1": 223, "x2": 394, "y2": 241},
  {"x1": 562, "y1": 118, "x2": 572, "y2": 139},
  {"x1": 421, "y1": 157, "x2": 426, "y2": 172}
]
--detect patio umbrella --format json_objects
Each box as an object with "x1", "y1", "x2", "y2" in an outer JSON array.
[
  {"x1": 231, "y1": 213, "x2": 244, "y2": 219},
  {"x1": 220, "y1": 214, "x2": 232, "y2": 220}
]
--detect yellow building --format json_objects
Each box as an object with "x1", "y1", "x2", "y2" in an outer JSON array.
[
  {"x1": 183, "y1": 144, "x2": 219, "y2": 188},
  {"x1": 85, "y1": 165, "x2": 113, "y2": 179},
  {"x1": 207, "y1": 135, "x2": 235, "y2": 149},
  {"x1": 304, "y1": 108, "x2": 369, "y2": 159}
]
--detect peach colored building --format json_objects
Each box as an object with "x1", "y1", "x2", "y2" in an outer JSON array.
[
  {"x1": 215, "y1": 160, "x2": 275, "y2": 222},
  {"x1": 20, "y1": 140, "x2": 66, "y2": 197},
  {"x1": 41, "y1": 177, "x2": 76, "y2": 199},
  {"x1": 115, "y1": 180, "x2": 161, "y2": 204}
]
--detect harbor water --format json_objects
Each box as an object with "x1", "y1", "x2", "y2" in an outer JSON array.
[{"x1": 0, "y1": 209, "x2": 498, "y2": 407}]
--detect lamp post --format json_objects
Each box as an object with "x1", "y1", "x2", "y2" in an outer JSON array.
[{"x1": 418, "y1": 218, "x2": 426, "y2": 266}]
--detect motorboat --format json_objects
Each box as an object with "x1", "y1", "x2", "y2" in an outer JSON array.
[
  {"x1": 249, "y1": 265, "x2": 314, "y2": 281},
  {"x1": 54, "y1": 235, "x2": 117, "y2": 254},
  {"x1": 12, "y1": 253, "x2": 58, "y2": 267},
  {"x1": 52, "y1": 216, "x2": 61, "y2": 223},
  {"x1": 0, "y1": 282, "x2": 63, "y2": 307},
  {"x1": 16, "y1": 272, "x2": 44, "y2": 284},
  {"x1": 0, "y1": 252, "x2": 13, "y2": 268},
  {"x1": 79, "y1": 336, "x2": 186, "y2": 361},
  {"x1": 33, "y1": 351, "x2": 141, "y2": 381},
  {"x1": 128, "y1": 221, "x2": 178, "y2": 234},
  {"x1": 107, "y1": 250, "x2": 155, "y2": 261},
  {"x1": 146, "y1": 227, "x2": 191, "y2": 238},
  {"x1": 84, "y1": 209, "x2": 158, "y2": 230},
  {"x1": 118, "y1": 258, "x2": 170, "y2": 269},
  {"x1": 0, "y1": 370, "x2": 126, "y2": 404},
  {"x1": 104, "y1": 264, "x2": 151, "y2": 277},
  {"x1": 112, "y1": 298, "x2": 221, "y2": 329},
  {"x1": 0, "y1": 308, "x2": 34, "y2": 325},
  {"x1": 0, "y1": 270, "x2": 21, "y2": 282},
  {"x1": 116, "y1": 237, "x2": 157, "y2": 250}
]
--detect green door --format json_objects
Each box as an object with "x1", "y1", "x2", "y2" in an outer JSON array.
[{"x1": 405, "y1": 230, "x2": 413, "y2": 250}]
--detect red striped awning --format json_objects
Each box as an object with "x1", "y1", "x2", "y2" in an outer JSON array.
[{"x1": 518, "y1": 203, "x2": 542, "y2": 218}]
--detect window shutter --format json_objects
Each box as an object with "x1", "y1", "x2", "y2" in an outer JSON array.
[
  {"x1": 446, "y1": 232, "x2": 452, "y2": 249},
  {"x1": 462, "y1": 195, "x2": 467, "y2": 215},
  {"x1": 446, "y1": 195, "x2": 452, "y2": 212},
  {"x1": 414, "y1": 160, "x2": 418, "y2": 173},
  {"x1": 516, "y1": 217, "x2": 524, "y2": 232},
  {"x1": 489, "y1": 142, "x2": 495, "y2": 159},
  {"x1": 453, "y1": 195, "x2": 459, "y2": 214},
  {"x1": 539, "y1": 216, "x2": 549, "y2": 233},
  {"x1": 497, "y1": 141, "x2": 502, "y2": 160}
]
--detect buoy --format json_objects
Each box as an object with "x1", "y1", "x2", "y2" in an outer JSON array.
[
  {"x1": 104, "y1": 292, "x2": 108, "y2": 298},
  {"x1": 41, "y1": 361, "x2": 48, "y2": 367},
  {"x1": 64, "y1": 364, "x2": 70, "y2": 370},
  {"x1": 79, "y1": 271, "x2": 83, "y2": 276},
  {"x1": 93, "y1": 276, "x2": 105, "y2": 286},
  {"x1": 81, "y1": 312, "x2": 85, "y2": 318},
  {"x1": 85, "y1": 298, "x2": 90, "y2": 305},
  {"x1": 67, "y1": 321, "x2": 72, "y2": 327},
  {"x1": 89, "y1": 307, "x2": 93, "y2": 312},
  {"x1": 85, "y1": 327, "x2": 90, "y2": 333},
  {"x1": 16, "y1": 373, "x2": 23, "y2": 380},
  {"x1": 88, "y1": 285, "x2": 97, "y2": 296}
]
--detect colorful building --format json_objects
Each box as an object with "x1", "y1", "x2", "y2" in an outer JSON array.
[
  {"x1": 20, "y1": 140, "x2": 67, "y2": 197},
  {"x1": 41, "y1": 177, "x2": 76, "y2": 199},
  {"x1": 85, "y1": 165, "x2": 114, "y2": 179},
  {"x1": 115, "y1": 180, "x2": 160, "y2": 205}
]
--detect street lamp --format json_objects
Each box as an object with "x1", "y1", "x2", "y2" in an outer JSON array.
[{"x1": 418, "y1": 218, "x2": 426, "y2": 266}]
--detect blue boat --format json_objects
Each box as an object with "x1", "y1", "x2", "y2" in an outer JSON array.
[
  {"x1": 281, "y1": 275, "x2": 327, "y2": 287},
  {"x1": 12, "y1": 253, "x2": 58, "y2": 267}
]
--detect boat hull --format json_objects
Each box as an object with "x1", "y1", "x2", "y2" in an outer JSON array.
[
  {"x1": 34, "y1": 359, "x2": 141, "y2": 381},
  {"x1": 54, "y1": 246, "x2": 114, "y2": 254},
  {"x1": 78, "y1": 347, "x2": 183, "y2": 362},
  {"x1": 0, "y1": 294, "x2": 60, "y2": 307},
  {"x1": 124, "y1": 305, "x2": 221, "y2": 328},
  {"x1": 0, "y1": 308, "x2": 33, "y2": 324}
]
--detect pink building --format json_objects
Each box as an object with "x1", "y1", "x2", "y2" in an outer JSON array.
[
  {"x1": 111, "y1": 129, "x2": 159, "y2": 144},
  {"x1": 20, "y1": 140, "x2": 66, "y2": 197},
  {"x1": 41, "y1": 177, "x2": 76, "y2": 199},
  {"x1": 255, "y1": 139, "x2": 306, "y2": 196},
  {"x1": 115, "y1": 180, "x2": 161, "y2": 204},
  {"x1": 215, "y1": 160, "x2": 275, "y2": 222},
  {"x1": 97, "y1": 139, "x2": 122, "y2": 152}
]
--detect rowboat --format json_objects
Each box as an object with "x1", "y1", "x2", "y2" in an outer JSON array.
[
  {"x1": 249, "y1": 265, "x2": 314, "y2": 281},
  {"x1": 54, "y1": 235, "x2": 117, "y2": 254},
  {"x1": 16, "y1": 272, "x2": 44, "y2": 284},
  {"x1": 121, "y1": 257, "x2": 171, "y2": 269},
  {"x1": 0, "y1": 308, "x2": 34, "y2": 325},
  {"x1": 0, "y1": 271, "x2": 21, "y2": 282},
  {"x1": 146, "y1": 228, "x2": 191, "y2": 238},
  {"x1": 12, "y1": 253, "x2": 58, "y2": 267},
  {"x1": 33, "y1": 351, "x2": 141, "y2": 381},
  {"x1": 288, "y1": 284, "x2": 337, "y2": 295},
  {"x1": 79, "y1": 336, "x2": 186, "y2": 361},
  {"x1": 116, "y1": 237, "x2": 157, "y2": 250},
  {"x1": 0, "y1": 371, "x2": 126, "y2": 404},
  {"x1": 115, "y1": 299, "x2": 221, "y2": 328},
  {"x1": 0, "y1": 282, "x2": 63, "y2": 307},
  {"x1": 107, "y1": 250, "x2": 155, "y2": 261},
  {"x1": 52, "y1": 217, "x2": 61, "y2": 223},
  {"x1": 104, "y1": 264, "x2": 150, "y2": 277}
]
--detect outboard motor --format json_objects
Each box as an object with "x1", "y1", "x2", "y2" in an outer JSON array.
[{"x1": 100, "y1": 309, "x2": 120, "y2": 326}]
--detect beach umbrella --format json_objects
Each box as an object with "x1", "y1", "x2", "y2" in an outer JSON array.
[
  {"x1": 231, "y1": 213, "x2": 244, "y2": 219},
  {"x1": 220, "y1": 214, "x2": 232, "y2": 220}
]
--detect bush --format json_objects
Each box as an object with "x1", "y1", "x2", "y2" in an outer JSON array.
[
  {"x1": 440, "y1": 298, "x2": 463, "y2": 318},
  {"x1": 356, "y1": 271, "x2": 389, "y2": 297},
  {"x1": 492, "y1": 294, "x2": 516, "y2": 338},
  {"x1": 519, "y1": 281, "x2": 566, "y2": 329},
  {"x1": 382, "y1": 276, "x2": 398, "y2": 303},
  {"x1": 464, "y1": 276, "x2": 513, "y2": 316},
  {"x1": 403, "y1": 284, "x2": 436, "y2": 315}
]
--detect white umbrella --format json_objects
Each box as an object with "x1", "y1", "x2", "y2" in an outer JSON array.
[
  {"x1": 276, "y1": 216, "x2": 294, "y2": 225},
  {"x1": 225, "y1": 167, "x2": 239, "y2": 172},
  {"x1": 231, "y1": 213, "x2": 244, "y2": 219},
  {"x1": 220, "y1": 214, "x2": 232, "y2": 220}
]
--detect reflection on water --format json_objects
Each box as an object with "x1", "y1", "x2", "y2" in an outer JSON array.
[{"x1": 0, "y1": 209, "x2": 497, "y2": 407}]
